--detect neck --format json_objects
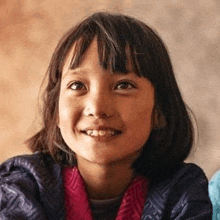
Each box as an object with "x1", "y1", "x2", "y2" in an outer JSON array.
[{"x1": 76, "y1": 156, "x2": 135, "y2": 200}]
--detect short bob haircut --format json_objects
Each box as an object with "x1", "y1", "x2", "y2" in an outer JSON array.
[{"x1": 27, "y1": 12, "x2": 194, "y2": 183}]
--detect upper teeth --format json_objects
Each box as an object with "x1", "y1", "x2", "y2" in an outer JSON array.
[{"x1": 85, "y1": 130, "x2": 116, "y2": 137}]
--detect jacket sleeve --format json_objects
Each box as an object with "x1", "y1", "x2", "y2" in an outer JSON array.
[{"x1": 0, "y1": 156, "x2": 48, "y2": 220}]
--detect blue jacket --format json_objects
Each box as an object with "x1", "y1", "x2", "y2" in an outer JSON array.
[
  {"x1": 209, "y1": 170, "x2": 220, "y2": 220},
  {"x1": 0, "y1": 153, "x2": 212, "y2": 219}
]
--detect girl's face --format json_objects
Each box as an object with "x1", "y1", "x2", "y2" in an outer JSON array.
[{"x1": 58, "y1": 40, "x2": 155, "y2": 165}]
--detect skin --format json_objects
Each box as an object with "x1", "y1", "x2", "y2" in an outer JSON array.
[{"x1": 58, "y1": 40, "x2": 155, "y2": 199}]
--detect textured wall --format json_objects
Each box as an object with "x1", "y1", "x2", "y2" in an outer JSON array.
[{"x1": 1, "y1": 0, "x2": 220, "y2": 179}]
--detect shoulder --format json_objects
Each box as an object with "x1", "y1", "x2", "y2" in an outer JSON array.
[
  {"x1": 148, "y1": 163, "x2": 210, "y2": 199},
  {"x1": 209, "y1": 169, "x2": 220, "y2": 200},
  {"x1": 0, "y1": 152, "x2": 65, "y2": 220},
  {"x1": 166, "y1": 163, "x2": 211, "y2": 204},
  {"x1": 1, "y1": 152, "x2": 51, "y2": 172},
  {"x1": 0, "y1": 152, "x2": 60, "y2": 178},
  {"x1": 142, "y1": 163, "x2": 212, "y2": 220},
  {"x1": 0, "y1": 152, "x2": 61, "y2": 190},
  {"x1": 209, "y1": 170, "x2": 220, "y2": 219}
]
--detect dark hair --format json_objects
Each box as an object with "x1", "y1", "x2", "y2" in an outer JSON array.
[{"x1": 26, "y1": 12, "x2": 194, "y2": 183}]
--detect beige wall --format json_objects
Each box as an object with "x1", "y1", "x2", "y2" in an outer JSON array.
[{"x1": 1, "y1": 0, "x2": 220, "y2": 179}]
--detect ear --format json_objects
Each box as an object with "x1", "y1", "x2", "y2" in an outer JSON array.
[{"x1": 153, "y1": 105, "x2": 166, "y2": 129}]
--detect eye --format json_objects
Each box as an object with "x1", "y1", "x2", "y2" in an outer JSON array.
[
  {"x1": 115, "y1": 81, "x2": 136, "y2": 90},
  {"x1": 68, "y1": 81, "x2": 86, "y2": 91}
]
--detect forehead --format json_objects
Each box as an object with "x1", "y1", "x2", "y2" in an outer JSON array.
[
  {"x1": 62, "y1": 40, "x2": 97, "y2": 78},
  {"x1": 62, "y1": 43, "x2": 78, "y2": 74},
  {"x1": 62, "y1": 38, "x2": 133, "y2": 77}
]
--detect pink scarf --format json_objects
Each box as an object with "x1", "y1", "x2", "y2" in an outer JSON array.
[{"x1": 63, "y1": 167, "x2": 148, "y2": 220}]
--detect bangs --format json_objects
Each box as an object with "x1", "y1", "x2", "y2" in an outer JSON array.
[
  {"x1": 68, "y1": 35, "x2": 132, "y2": 74},
  {"x1": 65, "y1": 15, "x2": 149, "y2": 77}
]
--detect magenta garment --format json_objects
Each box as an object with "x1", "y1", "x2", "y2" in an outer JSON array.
[{"x1": 63, "y1": 167, "x2": 148, "y2": 220}]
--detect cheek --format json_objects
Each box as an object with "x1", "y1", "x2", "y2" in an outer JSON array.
[
  {"x1": 130, "y1": 107, "x2": 153, "y2": 134},
  {"x1": 58, "y1": 96, "x2": 81, "y2": 128},
  {"x1": 119, "y1": 99, "x2": 154, "y2": 124},
  {"x1": 120, "y1": 99, "x2": 154, "y2": 142}
]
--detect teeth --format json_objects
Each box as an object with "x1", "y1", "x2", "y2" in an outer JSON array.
[
  {"x1": 85, "y1": 130, "x2": 116, "y2": 137},
  {"x1": 92, "y1": 130, "x2": 99, "y2": 136},
  {"x1": 87, "y1": 130, "x2": 93, "y2": 135},
  {"x1": 99, "y1": 130, "x2": 107, "y2": 136}
]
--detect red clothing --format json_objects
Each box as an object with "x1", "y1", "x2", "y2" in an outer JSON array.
[{"x1": 62, "y1": 167, "x2": 148, "y2": 220}]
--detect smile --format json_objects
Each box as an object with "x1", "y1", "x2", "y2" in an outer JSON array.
[{"x1": 85, "y1": 129, "x2": 117, "y2": 137}]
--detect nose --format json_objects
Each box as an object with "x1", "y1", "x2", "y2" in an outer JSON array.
[{"x1": 83, "y1": 90, "x2": 114, "y2": 119}]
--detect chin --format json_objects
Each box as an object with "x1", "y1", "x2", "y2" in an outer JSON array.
[
  {"x1": 87, "y1": 156, "x2": 116, "y2": 165},
  {"x1": 86, "y1": 154, "x2": 136, "y2": 166}
]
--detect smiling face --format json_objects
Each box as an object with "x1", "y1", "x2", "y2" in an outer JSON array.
[{"x1": 58, "y1": 40, "x2": 155, "y2": 166}]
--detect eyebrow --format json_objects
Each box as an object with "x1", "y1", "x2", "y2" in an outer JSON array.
[
  {"x1": 62, "y1": 68, "x2": 135, "y2": 80},
  {"x1": 62, "y1": 68, "x2": 88, "y2": 79}
]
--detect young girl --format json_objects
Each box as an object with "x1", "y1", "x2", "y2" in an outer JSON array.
[{"x1": 0, "y1": 12, "x2": 212, "y2": 219}]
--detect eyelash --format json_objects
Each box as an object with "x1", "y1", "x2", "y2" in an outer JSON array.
[
  {"x1": 115, "y1": 81, "x2": 136, "y2": 90},
  {"x1": 68, "y1": 81, "x2": 86, "y2": 90},
  {"x1": 68, "y1": 80, "x2": 136, "y2": 91}
]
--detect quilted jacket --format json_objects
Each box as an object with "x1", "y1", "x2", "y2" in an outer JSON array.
[{"x1": 0, "y1": 153, "x2": 212, "y2": 219}]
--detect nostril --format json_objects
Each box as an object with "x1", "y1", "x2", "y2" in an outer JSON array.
[
  {"x1": 83, "y1": 102, "x2": 114, "y2": 118},
  {"x1": 99, "y1": 113, "x2": 111, "y2": 118}
]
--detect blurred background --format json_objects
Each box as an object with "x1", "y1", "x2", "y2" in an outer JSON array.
[{"x1": 0, "y1": 0, "x2": 220, "y2": 180}]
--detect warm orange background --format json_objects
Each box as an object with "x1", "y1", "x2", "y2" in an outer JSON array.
[{"x1": 1, "y1": 0, "x2": 220, "y2": 179}]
